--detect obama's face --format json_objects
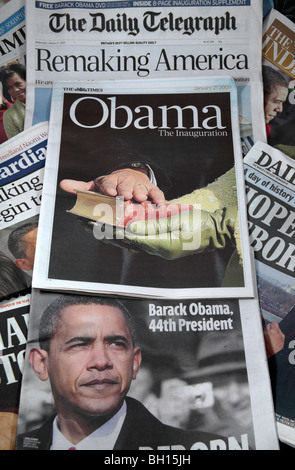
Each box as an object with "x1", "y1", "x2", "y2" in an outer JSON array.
[
  {"x1": 264, "y1": 85, "x2": 288, "y2": 124},
  {"x1": 31, "y1": 304, "x2": 141, "y2": 420}
]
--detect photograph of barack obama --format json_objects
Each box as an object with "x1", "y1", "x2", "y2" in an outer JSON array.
[{"x1": 15, "y1": 294, "x2": 246, "y2": 450}]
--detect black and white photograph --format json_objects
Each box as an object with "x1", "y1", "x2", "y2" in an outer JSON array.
[{"x1": 16, "y1": 289, "x2": 270, "y2": 450}]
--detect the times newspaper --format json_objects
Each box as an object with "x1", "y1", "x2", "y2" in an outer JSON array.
[
  {"x1": 24, "y1": 0, "x2": 265, "y2": 155},
  {"x1": 262, "y1": 8, "x2": 295, "y2": 154},
  {"x1": 32, "y1": 77, "x2": 256, "y2": 299},
  {"x1": 0, "y1": 122, "x2": 48, "y2": 301},
  {"x1": 15, "y1": 288, "x2": 279, "y2": 450},
  {"x1": 0, "y1": 0, "x2": 26, "y2": 144},
  {"x1": 244, "y1": 141, "x2": 295, "y2": 446},
  {"x1": 0, "y1": 293, "x2": 30, "y2": 450}
]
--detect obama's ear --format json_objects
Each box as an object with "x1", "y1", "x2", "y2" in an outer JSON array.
[
  {"x1": 29, "y1": 348, "x2": 50, "y2": 382},
  {"x1": 132, "y1": 347, "x2": 142, "y2": 380}
]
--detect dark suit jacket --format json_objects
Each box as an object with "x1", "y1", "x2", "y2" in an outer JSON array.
[
  {"x1": 274, "y1": 0, "x2": 295, "y2": 22},
  {"x1": 16, "y1": 397, "x2": 221, "y2": 450}
]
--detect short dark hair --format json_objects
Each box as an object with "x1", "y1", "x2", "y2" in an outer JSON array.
[
  {"x1": 0, "y1": 251, "x2": 28, "y2": 297},
  {"x1": 0, "y1": 63, "x2": 26, "y2": 101},
  {"x1": 8, "y1": 222, "x2": 38, "y2": 259},
  {"x1": 262, "y1": 65, "x2": 289, "y2": 95},
  {"x1": 0, "y1": 63, "x2": 26, "y2": 85},
  {"x1": 39, "y1": 295, "x2": 137, "y2": 352}
]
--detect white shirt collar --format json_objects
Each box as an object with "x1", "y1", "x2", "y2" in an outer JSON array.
[{"x1": 50, "y1": 401, "x2": 127, "y2": 450}]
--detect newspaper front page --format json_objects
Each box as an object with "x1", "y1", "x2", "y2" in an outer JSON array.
[
  {"x1": 15, "y1": 288, "x2": 279, "y2": 451},
  {"x1": 32, "y1": 77, "x2": 256, "y2": 299},
  {"x1": 244, "y1": 140, "x2": 295, "y2": 446},
  {"x1": 24, "y1": 0, "x2": 265, "y2": 154},
  {"x1": 0, "y1": 121, "x2": 48, "y2": 301},
  {"x1": 0, "y1": 0, "x2": 26, "y2": 143},
  {"x1": 0, "y1": 293, "x2": 30, "y2": 450},
  {"x1": 262, "y1": 8, "x2": 295, "y2": 154}
]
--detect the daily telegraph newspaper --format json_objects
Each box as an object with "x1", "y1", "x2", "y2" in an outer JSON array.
[
  {"x1": 0, "y1": 293, "x2": 30, "y2": 450},
  {"x1": 262, "y1": 8, "x2": 295, "y2": 153},
  {"x1": 24, "y1": 0, "x2": 265, "y2": 154},
  {"x1": 15, "y1": 288, "x2": 279, "y2": 450},
  {"x1": 32, "y1": 77, "x2": 256, "y2": 299},
  {"x1": 0, "y1": 121, "x2": 48, "y2": 301},
  {"x1": 0, "y1": 0, "x2": 26, "y2": 143},
  {"x1": 243, "y1": 141, "x2": 295, "y2": 447}
]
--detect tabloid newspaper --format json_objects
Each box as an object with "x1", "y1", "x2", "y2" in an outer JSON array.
[
  {"x1": 14, "y1": 288, "x2": 279, "y2": 451},
  {"x1": 0, "y1": 293, "x2": 30, "y2": 450},
  {"x1": 262, "y1": 8, "x2": 295, "y2": 154},
  {"x1": 0, "y1": 0, "x2": 26, "y2": 143},
  {"x1": 24, "y1": 0, "x2": 265, "y2": 155},
  {"x1": 0, "y1": 121, "x2": 48, "y2": 301},
  {"x1": 32, "y1": 77, "x2": 256, "y2": 299},
  {"x1": 243, "y1": 141, "x2": 295, "y2": 447}
]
